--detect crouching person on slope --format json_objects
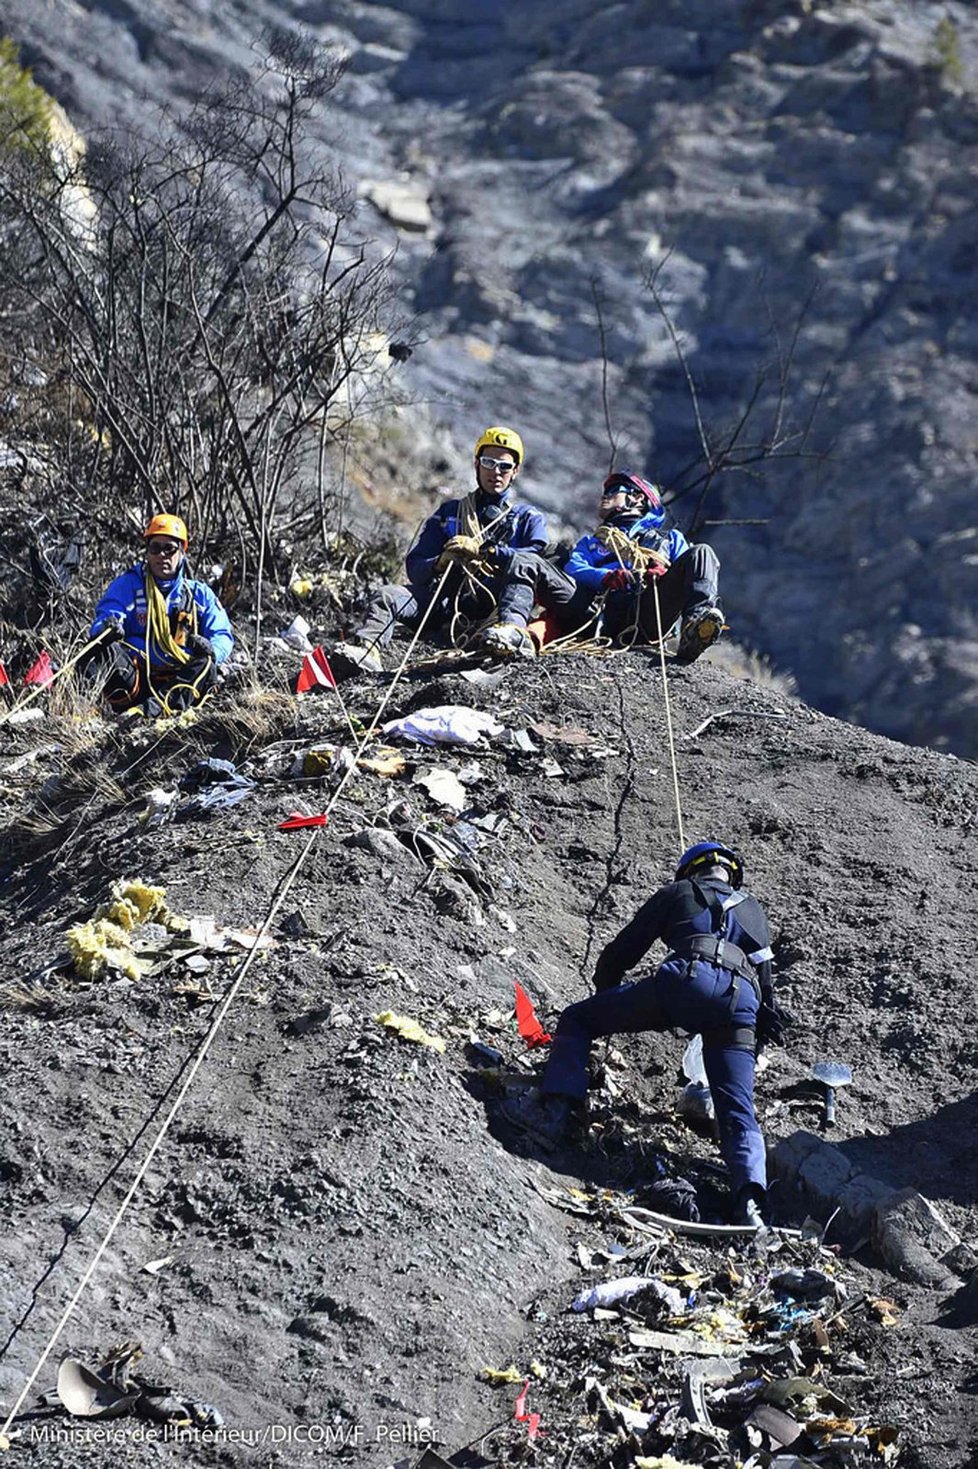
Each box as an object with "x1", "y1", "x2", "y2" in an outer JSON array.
[
  {"x1": 501, "y1": 841, "x2": 788, "y2": 1228},
  {"x1": 554, "y1": 470, "x2": 724, "y2": 660},
  {"x1": 332, "y1": 426, "x2": 568, "y2": 671},
  {"x1": 85, "y1": 515, "x2": 233, "y2": 716}
]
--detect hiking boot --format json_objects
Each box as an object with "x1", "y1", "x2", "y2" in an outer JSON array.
[
  {"x1": 733, "y1": 1183, "x2": 767, "y2": 1229},
  {"x1": 477, "y1": 623, "x2": 536, "y2": 660},
  {"x1": 499, "y1": 1089, "x2": 574, "y2": 1149},
  {"x1": 676, "y1": 606, "x2": 724, "y2": 663},
  {"x1": 331, "y1": 639, "x2": 383, "y2": 675}
]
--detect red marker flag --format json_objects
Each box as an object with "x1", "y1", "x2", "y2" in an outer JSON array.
[
  {"x1": 23, "y1": 651, "x2": 55, "y2": 687},
  {"x1": 296, "y1": 646, "x2": 337, "y2": 694},
  {"x1": 277, "y1": 812, "x2": 329, "y2": 831},
  {"x1": 514, "y1": 1381, "x2": 542, "y2": 1440},
  {"x1": 514, "y1": 981, "x2": 552, "y2": 1049}
]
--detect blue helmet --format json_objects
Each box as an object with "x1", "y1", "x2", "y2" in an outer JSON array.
[
  {"x1": 675, "y1": 841, "x2": 744, "y2": 888},
  {"x1": 603, "y1": 469, "x2": 665, "y2": 526}
]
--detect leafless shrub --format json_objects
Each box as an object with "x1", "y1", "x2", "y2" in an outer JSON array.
[{"x1": 0, "y1": 37, "x2": 397, "y2": 630}]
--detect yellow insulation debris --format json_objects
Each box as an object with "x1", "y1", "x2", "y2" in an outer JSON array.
[
  {"x1": 480, "y1": 1365, "x2": 521, "y2": 1385},
  {"x1": 66, "y1": 879, "x2": 173, "y2": 982},
  {"x1": 373, "y1": 1011, "x2": 446, "y2": 1053}
]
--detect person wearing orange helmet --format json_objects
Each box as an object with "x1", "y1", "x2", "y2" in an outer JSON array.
[
  {"x1": 333, "y1": 426, "x2": 563, "y2": 672},
  {"x1": 85, "y1": 514, "x2": 233, "y2": 715}
]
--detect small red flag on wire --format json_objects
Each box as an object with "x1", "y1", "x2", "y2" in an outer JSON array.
[
  {"x1": 277, "y1": 812, "x2": 329, "y2": 831},
  {"x1": 23, "y1": 651, "x2": 55, "y2": 687},
  {"x1": 514, "y1": 1380, "x2": 542, "y2": 1440},
  {"x1": 296, "y1": 646, "x2": 337, "y2": 694},
  {"x1": 514, "y1": 981, "x2": 552, "y2": 1048}
]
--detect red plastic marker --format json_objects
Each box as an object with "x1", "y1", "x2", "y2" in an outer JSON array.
[
  {"x1": 514, "y1": 981, "x2": 552, "y2": 1048},
  {"x1": 23, "y1": 651, "x2": 55, "y2": 687},
  {"x1": 513, "y1": 1380, "x2": 541, "y2": 1440},
  {"x1": 277, "y1": 812, "x2": 329, "y2": 830}
]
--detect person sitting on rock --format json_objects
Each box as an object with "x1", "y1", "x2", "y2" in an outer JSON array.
[
  {"x1": 501, "y1": 841, "x2": 788, "y2": 1228},
  {"x1": 85, "y1": 514, "x2": 233, "y2": 716},
  {"x1": 333, "y1": 426, "x2": 563, "y2": 671},
  {"x1": 557, "y1": 470, "x2": 724, "y2": 660}
]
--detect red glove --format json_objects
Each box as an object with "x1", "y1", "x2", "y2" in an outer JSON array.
[
  {"x1": 644, "y1": 562, "x2": 668, "y2": 582},
  {"x1": 602, "y1": 568, "x2": 635, "y2": 592}
]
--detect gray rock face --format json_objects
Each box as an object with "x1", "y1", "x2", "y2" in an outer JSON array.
[{"x1": 6, "y1": 0, "x2": 978, "y2": 751}]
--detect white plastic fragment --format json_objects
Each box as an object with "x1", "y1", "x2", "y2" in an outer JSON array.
[
  {"x1": 573, "y1": 1275, "x2": 684, "y2": 1314},
  {"x1": 281, "y1": 615, "x2": 314, "y2": 652},
  {"x1": 382, "y1": 705, "x2": 505, "y2": 746}
]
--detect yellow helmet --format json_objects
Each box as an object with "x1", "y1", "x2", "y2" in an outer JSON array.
[
  {"x1": 474, "y1": 425, "x2": 524, "y2": 466},
  {"x1": 143, "y1": 513, "x2": 188, "y2": 548}
]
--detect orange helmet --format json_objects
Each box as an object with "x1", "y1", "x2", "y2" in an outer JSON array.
[{"x1": 143, "y1": 514, "x2": 188, "y2": 549}]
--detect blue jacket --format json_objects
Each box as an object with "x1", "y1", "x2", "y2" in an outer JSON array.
[
  {"x1": 89, "y1": 563, "x2": 234, "y2": 668},
  {"x1": 566, "y1": 511, "x2": 689, "y2": 594},
  {"x1": 405, "y1": 493, "x2": 548, "y2": 592}
]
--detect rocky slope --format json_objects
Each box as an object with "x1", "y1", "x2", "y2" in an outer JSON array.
[
  {"x1": 4, "y1": 0, "x2": 978, "y2": 754},
  {"x1": 0, "y1": 641, "x2": 976, "y2": 1465}
]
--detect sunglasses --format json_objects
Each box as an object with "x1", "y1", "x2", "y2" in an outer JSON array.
[
  {"x1": 600, "y1": 487, "x2": 627, "y2": 497},
  {"x1": 478, "y1": 454, "x2": 516, "y2": 473},
  {"x1": 147, "y1": 540, "x2": 181, "y2": 554}
]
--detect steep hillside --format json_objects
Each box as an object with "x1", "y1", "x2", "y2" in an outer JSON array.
[
  {"x1": 3, "y1": 0, "x2": 978, "y2": 753},
  {"x1": 1, "y1": 645, "x2": 976, "y2": 1465}
]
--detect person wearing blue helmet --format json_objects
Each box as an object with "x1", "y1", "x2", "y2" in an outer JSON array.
[
  {"x1": 559, "y1": 471, "x2": 724, "y2": 659},
  {"x1": 500, "y1": 841, "x2": 788, "y2": 1228}
]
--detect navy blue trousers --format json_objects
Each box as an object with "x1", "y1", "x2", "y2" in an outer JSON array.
[{"x1": 541, "y1": 958, "x2": 765, "y2": 1194}]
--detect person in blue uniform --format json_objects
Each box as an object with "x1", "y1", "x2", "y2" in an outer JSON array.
[
  {"x1": 86, "y1": 514, "x2": 233, "y2": 715},
  {"x1": 557, "y1": 470, "x2": 724, "y2": 659},
  {"x1": 333, "y1": 426, "x2": 557, "y2": 670},
  {"x1": 501, "y1": 841, "x2": 787, "y2": 1227}
]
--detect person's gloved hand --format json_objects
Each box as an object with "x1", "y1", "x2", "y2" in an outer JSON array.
[
  {"x1": 756, "y1": 998, "x2": 790, "y2": 1048},
  {"x1": 436, "y1": 533, "x2": 481, "y2": 571},
  {"x1": 601, "y1": 567, "x2": 636, "y2": 592},
  {"x1": 185, "y1": 632, "x2": 215, "y2": 660},
  {"x1": 644, "y1": 560, "x2": 669, "y2": 582},
  {"x1": 100, "y1": 612, "x2": 126, "y2": 642}
]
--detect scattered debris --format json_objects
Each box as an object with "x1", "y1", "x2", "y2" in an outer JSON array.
[
  {"x1": 573, "y1": 1274, "x2": 685, "y2": 1314},
  {"x1": 382, "y1": 705, "x2": 505, "y2": 746},
  {"x1": 413, "y1": 768, "x2": 468, "y2": 812},
  {"x1": 142, "y1": 787, "x2": 178, "y2": 827},
  {"x1": 178, "y1": 758, "x2": 255, "y2": 818},
  {"x1": 374, "y1": 1011, "x2": 446, "y2": 1053},
  {"x1": 51, "y1": 1343, "x2": 221, "y2": 1430},
  {"x1": 685, "y1": 708, "x2": 789, "y2": 739},
  {"x1": 481, "y1": 1364, "x2": 522, "y2": 1385},
  {"x1": 66, "y1": 879, "x2": 174, "y2": 982},
  {"x1": 281, "y1": 614, "x2": 313, "y2": 652}
]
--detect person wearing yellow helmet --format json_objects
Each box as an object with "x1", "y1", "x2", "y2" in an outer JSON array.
[
  {"x1": 84, "y1": 513, "x2": 234, "y2": 715},
  {"x1": 333, "y1": 424, "x2": 562, "y2": 672}
]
